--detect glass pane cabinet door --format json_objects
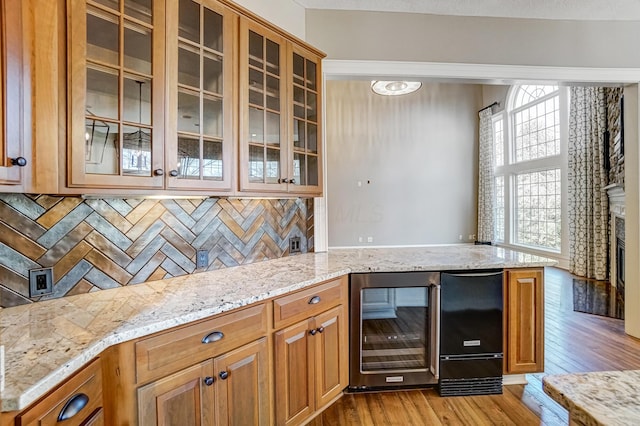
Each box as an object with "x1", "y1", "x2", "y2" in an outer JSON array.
[
  {"x1": 290, "y1": 47, "x2": 322, "y2": 194},
  {"x1": 240, "y1": 18, "x2": 287, "y2": 191},
  {"x1": 68, "y1": 0, "x2": 164, "y2": 188},
  {"x1": 165, "y1": 0, "x2": 235, "y2": 191}
]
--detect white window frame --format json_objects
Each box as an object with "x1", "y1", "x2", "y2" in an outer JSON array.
[{"x1": 493, "y1": 85, "x2": 569, "y2": 263}]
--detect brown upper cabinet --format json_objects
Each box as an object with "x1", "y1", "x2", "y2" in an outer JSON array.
[
  {"x1": 0, "y1": 0, "x2": 27, "y2": 188},
  {"x1": 165, "y1": 0, "x2": 237, "y2": 192},
  {"x1": 68, "y1": 0, "x2": 166, "y2": 190},
  {"x1": 23, "y1": 0, "x2": 324, "y2": 196},
  {"x1": 238, "y1": 18, "x2": 323, "y2": 196}
]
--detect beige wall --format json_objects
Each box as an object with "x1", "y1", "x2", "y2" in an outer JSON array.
[
  {"x1": 306, "y1": 10, "x2": 640, "y2": 67},
  {"x1": 235, "y1": 0, "x2": 305, "y2": 39},
  {"x1": 326, "y1": 81, "x2": 482, "y2": 247}
]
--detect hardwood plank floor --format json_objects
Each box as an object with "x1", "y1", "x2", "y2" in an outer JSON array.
[{"x1": 313, "y1": 267, "x2": 640, "y2": 425}]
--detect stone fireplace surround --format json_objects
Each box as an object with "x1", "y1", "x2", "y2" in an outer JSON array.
[{"x1": 605, "y1": 183, "x2": 625, "y2": 290}]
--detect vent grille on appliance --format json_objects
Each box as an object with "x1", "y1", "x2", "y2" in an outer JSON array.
[{"x1": 439, "y1": 376, "x2": 503, "y2": 397}]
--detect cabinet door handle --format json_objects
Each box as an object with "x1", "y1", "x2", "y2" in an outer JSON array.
[
  {"x1": 219, "y1": 371, "x2": 229, "y2": 380},
  {"x1": 308, "y1": 296, "x2": 321, "y2": 304},
  {"x1": 309, "y1": 328, "x2": 317, "y2": 336},
  {"x1": 289, "y1": 178, "x2": 295, "y2": 184},
  {"x1": 57, "y1": 393, "x2": 89, "y2": 421},
  {"x1": 201, "y1": 331, "x2": 224, "y2": 344},
  {"x1": 278, "y1": 178, "x2": 286, "y2": 184},
  {"x1": 203, "y1": 376, "x2": 215, "y2": 386},
  {"x1": 153, "y1": 169, "x2": 164, "y2": 176},
  {"x1": 10, "y1": 157, "x2": 27, "y2": 167},
  {"x1": 169, "y1": 169, "x2": 179, "y2": 177},
  {"x1": 317, "y1": 326, "x2": 324, "y2": 333}
]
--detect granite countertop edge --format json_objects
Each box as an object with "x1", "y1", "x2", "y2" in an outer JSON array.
[{"x1": 1, "y1": 246, "x2": 557, "y2": 411}]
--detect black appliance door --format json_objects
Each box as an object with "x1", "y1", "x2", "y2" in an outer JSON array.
[{"x1": 440, "y1": 271, "x2": 503, "y2": 356}]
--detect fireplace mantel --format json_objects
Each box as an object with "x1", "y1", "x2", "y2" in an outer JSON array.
[{"x1": 605, "y1": 183, "x2": 625, "y2": 217}]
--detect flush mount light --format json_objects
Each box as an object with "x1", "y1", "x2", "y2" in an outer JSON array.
[{"x1": 371, "y1": 80, "x2": 422, "y2": 96}]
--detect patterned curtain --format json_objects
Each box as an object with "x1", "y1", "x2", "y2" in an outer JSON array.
[
  {"x1": 477, "y1": 108, "x2": 495, "y2": 243},
  {"x1": 568, "y1": 87, "x2": 609, "y2": 280}
]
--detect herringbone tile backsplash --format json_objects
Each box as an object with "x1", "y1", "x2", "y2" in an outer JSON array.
[{"x1": 0, "y1": 194, "x2": 314, "y2": 308}]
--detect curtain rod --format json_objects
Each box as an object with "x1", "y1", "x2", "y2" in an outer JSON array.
[{"x1": 478, "y1": 101, "x2": 500, "y2": 113}]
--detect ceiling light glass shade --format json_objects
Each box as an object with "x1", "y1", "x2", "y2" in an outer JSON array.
[{"x1": 371, "y1": 80, "x2": 422, "y2": 96}]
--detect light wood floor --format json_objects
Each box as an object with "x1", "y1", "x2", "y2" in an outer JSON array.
[{"x1": 312, "y1": 267, "x2": 640, "y2": 425}]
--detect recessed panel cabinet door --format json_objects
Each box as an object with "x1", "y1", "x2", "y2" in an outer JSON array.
[
  {"x1": 138, "y1": 360, "x2": 215, "y2": 426},
  {"x1": 213, "y1": 337, "x2": 269, "y2": 426},
  {"x1": 274, "y1": 320, "x2": 314, "y2": 426},
  {"x1": 0, "y1": 0, "x2": 25, "y2": 187},
  {"x1": 505, "y1": 268, "x2": 544, "y2": 374},
  {"x1": 313, "y1": 305, "x2": 347, "y2": 409},
  {"x1": 165, "y1": 0, "x2": 237, "y2": 191},
  {"x1": 68, "y1": 0, "x2": 165, "y2": 189}
]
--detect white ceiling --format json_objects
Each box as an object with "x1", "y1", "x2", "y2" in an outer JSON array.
[{"x1": 295, "y1": 0, "x2": 640, "y2": 21}]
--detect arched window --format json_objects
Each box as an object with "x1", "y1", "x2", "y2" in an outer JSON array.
[{"x1": 492, "y1": 84, "x2": 567, "y2": 255}]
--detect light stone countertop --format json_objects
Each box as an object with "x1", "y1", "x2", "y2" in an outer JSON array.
[
  {"x1": 543, "y1": 371, "x2": 640, "y2": 425},
  {"x1": 0, "y1": 245, "x2": 555, "y2": 411}
]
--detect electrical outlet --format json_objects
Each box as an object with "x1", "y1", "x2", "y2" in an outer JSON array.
[
  {"x1": 196, "y1": 250, "x2": 209, "y2": 269},
  {"x1": 29, "y1": 267, "x2": 53, "y2": 297},
  {"x1": 358, "y1": 236, "x2": 363, "y2": 243},
  {"x1": 367, "y1": 236, "x2": 373, "y2": 243},
  {"x1": 289, "y1": 236, "x2": 301, "y2": 253}
]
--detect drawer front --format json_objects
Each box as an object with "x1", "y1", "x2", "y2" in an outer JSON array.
[
  {"x1": 16, "y1": 358, "x2": 103, "y2": 426},
  {"x1": 135, "y1": 303, "x2": 267, "y2": 384},
  {"x1": 273, "y1": 276, "x2": 347, "y2": 329}
]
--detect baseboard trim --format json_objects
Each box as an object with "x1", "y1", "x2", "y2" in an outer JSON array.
[{"x1": 503, "y1": 374, "x2": 528, "y2": 385}]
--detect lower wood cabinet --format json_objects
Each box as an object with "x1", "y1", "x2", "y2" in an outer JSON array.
[
  {"x1": 14, "y1": 358, "x2": 103, "y2": 426},
  {"x1": 137, "y1": 337, "x2": 269, "y2": 426},
  {"x1": 504, "y1": 268, "x2": 545, "y2": 374},
  {"x1": 274, "y1": 304, "x2": 348, "y2": 426}
]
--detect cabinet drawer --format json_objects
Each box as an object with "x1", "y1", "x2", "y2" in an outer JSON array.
[
  {"x1": 135, "y1": 303, "x2": 267, "y2": 384},
  {"x1": 16, "y1": 358, "x2": 103, "y2": 426},
  {"x1": 273, "y1": 276, "x2": 347, "y2": 329}
]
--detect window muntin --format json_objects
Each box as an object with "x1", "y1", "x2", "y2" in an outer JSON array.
[
  {"x1": 495, "y1": 176, "x2": 505, "y2": 243},
  {"x1": 515, "y1": 169, "x2": 561, "y2": 251},
  {"x1": 513, "y1": 94, "x2": 560, "y2": 163},
  {"x1": 513, "y1": 85, "x2": 558, "y2": 108},
  {"x1": 493, "y1": 84, "x2": 565, "y2": 254}
]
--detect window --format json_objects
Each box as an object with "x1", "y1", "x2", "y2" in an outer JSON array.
[{"x1": 493, "y1": 85, "x2": 567, "y2": 254}]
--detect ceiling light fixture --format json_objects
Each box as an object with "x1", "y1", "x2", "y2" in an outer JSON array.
[{"x1": 371, "y1": 80, "x2": 422, "y2": 96}]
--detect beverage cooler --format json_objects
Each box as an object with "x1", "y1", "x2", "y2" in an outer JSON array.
[{"x1": 349, "y1": 272, "x2": 440, "y2": 390}]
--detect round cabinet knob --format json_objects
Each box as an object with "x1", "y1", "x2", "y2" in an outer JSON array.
[
  {"x1": 203, "y1": 376, "x2": 215, "y2": 386},
  {"x1": 219, "y1": 371, "x2": 229, "y2": 380},
  {"x1": 309, "y1": 329, "x2": 317, "y2": 336},
  {"x1": 153, "y1": 169, "x2": 164, "y2": 176},
  {"x1": 317, "y1": 326, "x2": 325, "y2": 333},
  {"x1": 278, "y1": 178, "x2": 287, "y2": 184},
  {"x1": 289, "y1": 178, "x2": 295, "y2": 184},
  {"x1": 169, "y1": 170, "x2": 179, "y2": 177},
  {"x1": 10, "y1": 157, "x2": 27, "y2": 167}
]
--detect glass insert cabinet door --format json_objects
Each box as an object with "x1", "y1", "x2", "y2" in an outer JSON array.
[
  {"x1": 239, "y1": 17, "x2": 288, "y2": 192},
  {"x1": 289, "y1": 44, "x2": 322, "y2": 194},
  {"x1": 68, "y1": 0, "x2": 165, "y2": 188},
  {"x1": 165, "y1": 0, "x2": 235, "y2": 191}
]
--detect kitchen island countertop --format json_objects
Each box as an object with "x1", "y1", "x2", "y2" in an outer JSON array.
[
  {"x1": 543, "y1": 370, "x2": 640, "y2": 425},
  {"x1": 0, "y1": 245, "x2": 555, "y2": 411}
]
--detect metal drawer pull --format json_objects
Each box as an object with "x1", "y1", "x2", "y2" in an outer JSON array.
[
  {"x1": 201, "y1": 331, "x2": 224, "y2": 344},
  {"x1": 308, "y1": 296, "x2": 321, "y2": 305},
  {"x1": 203, "y1": 376, "x2": 215, "y2": 386},
  {"x1": 58, "y1": 393, "x2": 89, "y2": 421}
]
